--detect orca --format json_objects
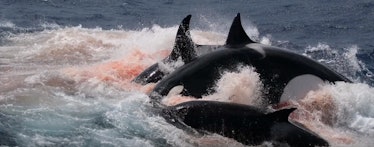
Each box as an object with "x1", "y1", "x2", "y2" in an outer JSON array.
[
  {"x1": 146, "y1": 14, "x2": 340, "y2": 147},
  {"x1": 162, "y1": 100, "x2": 329, "y2": 146},
  {"x1": 149, "y1": 13, "x2": 351, "y2": 105},
  {"x1": 133, "y1": 14, "x2": 245, "y2": 85}
]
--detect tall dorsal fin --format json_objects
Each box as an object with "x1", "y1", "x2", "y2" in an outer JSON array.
[
  {"x1": 168, "y1": 15, "x2": 197, "y2": 63},
  {"x1": 267, "y1": 108, "x2": 296, "y2": 122},
  {"x1": 225, "y1": 13, "x2": 256, "y2": 47}
]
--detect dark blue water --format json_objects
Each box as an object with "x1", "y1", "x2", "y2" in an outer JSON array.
[
  {"x1": 1, "y1": 0, "x2": 373, "y2": 83},
  {"x1": 1, "y1": 0, "x2": 374, "y2": 146}
]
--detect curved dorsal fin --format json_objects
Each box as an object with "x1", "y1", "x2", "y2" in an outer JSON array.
[
  {"x1": 268, "y1": 108, "x2": 296, "y2": 122},
  {"x1": 168, "y1": 15, "x2": 197, "y2": 63},
  {"x1": 225, "y1": 13, "x2": 255, "y2": 47}
]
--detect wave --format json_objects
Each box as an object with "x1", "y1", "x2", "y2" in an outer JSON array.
[{"x1": 0, "y1": 24, "x2": 373, "y2": 146}]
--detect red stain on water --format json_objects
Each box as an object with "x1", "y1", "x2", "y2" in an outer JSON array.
[
  {"x1": 273, "y1": 90, "x2": 354, "y2": 145},
  {"x1": 64, "y1": 49, "x2": 169, "y2": 93}
]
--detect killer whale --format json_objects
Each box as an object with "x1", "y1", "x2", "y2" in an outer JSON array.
[
  {"x1": 162, "y1": 101, "x2": 329, "y2": 146},
  {"x1": 133, "y1": 14, "x2": 252, "y2": 85},
  {"x1": 145, "y1": 14, "x2": 338, "y2": 146},
  {"x1": 150, "y1": 13, "x2": 351, "y2": 105}
]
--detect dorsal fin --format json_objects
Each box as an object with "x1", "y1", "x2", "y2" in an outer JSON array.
[
  {"x1": 225, "y1": 13, "x2": 256, "y2": 47},
  {"x1": 268, "y1": 108, "x2": 297, "y2": 122},
  {"x1": 168, "y1": 15, "x2": 197, "y2": 63}
]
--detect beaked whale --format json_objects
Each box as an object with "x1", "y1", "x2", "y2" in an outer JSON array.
[
  {"x1": 162, "y1": 100, "x2": 329, "y2": 146},
  {"x1": 150, "y1": 13, "x2": 351, "y2": 105}
]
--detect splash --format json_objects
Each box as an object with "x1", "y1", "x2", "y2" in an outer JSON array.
[
  {"x1": 162, "y1": 65, "x2": 263, "y2": 107},
  {"x1": 329, "y1": 82, "x2": 374, "y2": 134},
  {"x1": 1, "y1": 21, "x2": 373, "y2": 146},
  {"x1": 274, "y1": 82, "x2": 374, "y2": 146},
  {"x1": 204, "y1": 65, "x2": 264, "y2": 106},
  {"x1": 304, "y1": 43, "x2": 372, "y2": 83},
  {"x1": 0, "y1": 20, "x2": 16, "y2": 28}
]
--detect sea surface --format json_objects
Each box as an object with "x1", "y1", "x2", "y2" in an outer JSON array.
[{"x1": 1, "y1": 0, "x2": 374, "y2": 146}]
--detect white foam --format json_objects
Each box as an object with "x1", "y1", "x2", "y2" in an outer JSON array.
[
  {"x1": 303, "y1": 43, "x2": 372, "y2": 83},
  {"x1": 329, "y1": 82, "x2": 374, "y2": 134},
  {"x1": 260, "y1": 35, "x2": 272, "y2": 45},
  {"x1": 203, "y1": 65, "x2": 264, "y2": 106},
  {"x1": 306, "y1": 43, "x2": 332, "y2": 52},
  {"x1": 157, "y1": 57, "x2": 185, "y2": 74},
  {"x1": 191, "y1": 30, "x2": 226, "y2": 45},
  {"x1": 0, "y1": 20, "x2": 16, "y2": 28},
  {"x1": 2, "y1": 24, "x2": 373, "y2": 146}
]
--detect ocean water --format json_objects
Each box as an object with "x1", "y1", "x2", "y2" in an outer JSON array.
[{"x1": 1, "y1": 0, "x2": 374, "y2": 146}]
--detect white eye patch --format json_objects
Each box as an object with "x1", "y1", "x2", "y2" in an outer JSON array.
[
  {"x1": 280, "y1": 74, "x2": 324, "y2": 102},
  {"x1": 166, "y1": 85, "x2": 184, "y2": 97}
]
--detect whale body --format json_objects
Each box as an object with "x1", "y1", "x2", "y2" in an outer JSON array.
[
  {"x1": 162, "y1": 101, "x2": 329, "y2": 146},
  {"x1": 147, "y1": 13, "x2": 345, "y2": 147},
  {"x1": 150, "y1": 14, "x2": 351, "y2": 104}
]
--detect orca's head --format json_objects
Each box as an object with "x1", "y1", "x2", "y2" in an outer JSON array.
[{"x1": 132, "y1": 64, "x2": 165, "y2": 85}]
